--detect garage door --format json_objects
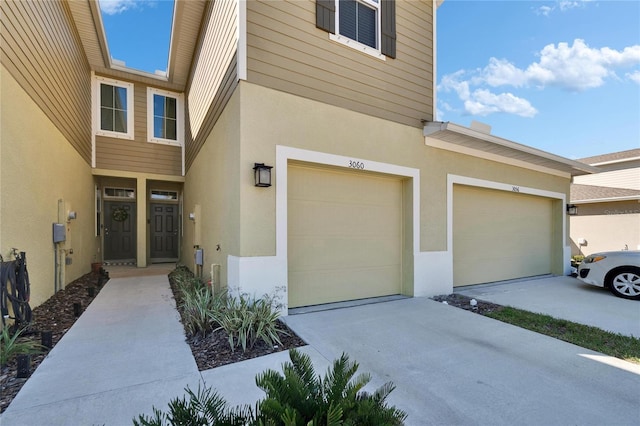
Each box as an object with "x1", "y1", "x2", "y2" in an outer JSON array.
[
  {"x1": 288, "y1": 164, "x2": 402, "y2": 308},
  {"x1": 453, "y1": 185, "x2": 553, "y2": 287}
]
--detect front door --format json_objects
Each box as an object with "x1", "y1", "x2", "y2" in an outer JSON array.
[
  {"x1": 150, "y1": 203, "x2": 179, "y2": 261},
  {"x1": 104, "y1": 202, "x2": 136, "y2": 261}
]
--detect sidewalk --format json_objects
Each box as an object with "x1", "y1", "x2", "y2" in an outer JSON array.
[{"x1": 0, "y1": 267, "x2": 317, "y2": 425}]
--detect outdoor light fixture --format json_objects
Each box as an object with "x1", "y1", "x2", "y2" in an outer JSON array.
[
  {"x1": 253, "y1": 163, "x2": 273, "y2": 187},
  {"x1": 67, "y1": 211, "x2": 77, "y2": 221},
  {"x1": 566, "y1": 204, "x2": 578, "y2": 216}
]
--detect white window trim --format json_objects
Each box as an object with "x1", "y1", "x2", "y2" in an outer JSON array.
[
  {"x1": 147, "y1": 87, "x2": 184, "y2": 147},
  {"x1": 93, "y1": 76, "x2": 135, "y2": 140},
  {"x1": 332, "y1": 0, "x2": 385, "y2": 61}
]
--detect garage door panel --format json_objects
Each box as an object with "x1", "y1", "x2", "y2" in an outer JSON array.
[
  {"x1": 453, "y1": 185, "x2": 552, "y2": 287},
  {"x1": 289, "y1": 236, "x2": 401, "y2": 270},
  {"x1": 288, "y1": 165, "x2": 402, "y2": 308},
  {"x1": 289, "y1": 200, "x2": 400, "y2": 237},
  {"x1": 289, "y1": 265, "x2": 401, "y2": 307}
]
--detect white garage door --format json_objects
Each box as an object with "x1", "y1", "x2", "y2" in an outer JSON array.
[
  {"x1": 288, "y1": 164, "x2": 403, "y2": 308},
  {"x1": 453, "y1": 185, "x2": 553, "y2": 287}
]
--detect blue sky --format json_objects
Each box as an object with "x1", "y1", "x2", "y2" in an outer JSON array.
[{"x1": 100, "y1": 0, "x2": 639, "y2": 159}]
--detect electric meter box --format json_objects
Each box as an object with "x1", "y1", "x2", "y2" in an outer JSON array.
[
  {"x1": 52, "y1": 223, "x2": 66, "y2": 243},
  {"x1": 195, "y1": 248, "x2": 204, "y2": 266}
]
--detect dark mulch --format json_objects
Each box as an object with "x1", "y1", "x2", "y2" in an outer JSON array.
[
  {"x1": 431, "y1": 293, "x2": 504, "y2": 316},
  {"x1": 168, "y1": 275, "x2": 307, "y2": 372},
  {"x1": 0, "y1": 271, "x2": 106, "y2": 413}
]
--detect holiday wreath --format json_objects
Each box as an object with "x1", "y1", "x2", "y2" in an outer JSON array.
[{"x1": 112, "y1": 207, "x2": 129, "y2": 222}]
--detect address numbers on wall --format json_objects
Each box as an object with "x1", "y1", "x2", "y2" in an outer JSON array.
[{"x1": 348, "y1": 160, "x2": 365, "y2": 170}]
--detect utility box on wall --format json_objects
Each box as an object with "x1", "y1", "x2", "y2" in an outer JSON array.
[
  {"x1": 52, "y1": 223, "x2": 66, "y2": 243},
  {"x1": 195, "y1": 249, "x2": 204, "y2": 266}
]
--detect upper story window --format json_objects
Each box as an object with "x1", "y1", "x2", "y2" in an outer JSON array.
[
  {"x1": 147, "y1": 87, "x2": 184, "y2": 147},
  {"x1": 338, "y1": 0, "x2": 379, "y2": 49},
  {"x1": 94, "y1": 76, "x2": 134, "y2": 140},
  {"x1": 316, "y1": 0, "x2": 395, "y2": 60}
]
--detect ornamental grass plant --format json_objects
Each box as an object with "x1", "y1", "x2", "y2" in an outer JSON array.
[{"x1": 0, "y1": 324, "x2": 44, "y2": 367}]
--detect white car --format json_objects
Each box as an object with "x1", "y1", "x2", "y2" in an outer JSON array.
[{"x1": 577, "y1": 251, "x2": 640, "y2": 300}]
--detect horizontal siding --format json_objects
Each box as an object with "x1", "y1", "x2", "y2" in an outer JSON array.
[
  {"x1": 95, "y1": 76, "x2": 182, "y2": 176},
  {"x1": 0, "y1": 0, "x2": 91, "y2": 163},
  {"x1": 246, "y1": 0, "x2": 434, "y2": 128},
  {"x1": 573, "y1": 169, "x2": 640, "y2": 191},
  {"x1": 186, "y1": 0, "x2": 239, "y2": 168}
]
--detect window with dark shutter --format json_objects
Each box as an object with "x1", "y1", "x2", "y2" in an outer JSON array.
[
  {"x1": 316, "y1": 0, "x2": 336, "y2": 33},
  {"x1": 317, "y1": 0, "x2": 395, "y2": 58},
  {"x1": 380, "y1": 0, "x2": 396, "y2": 58}
]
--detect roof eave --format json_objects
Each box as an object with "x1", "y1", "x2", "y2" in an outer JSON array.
[
  {"x1": 572, "y1": 196, "x2": 640, "y2": 204},
  {"x1": 423, "y1": 121, "x2": 600, "y2": 176}
]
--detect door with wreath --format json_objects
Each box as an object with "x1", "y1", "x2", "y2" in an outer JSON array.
[{"x1": 104, "y1": 202, "x2": 136, "y2": 261}]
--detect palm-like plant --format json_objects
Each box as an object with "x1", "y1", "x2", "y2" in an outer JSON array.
[
  {"x1": 255, "y1": 348, "x2": 406, "y2": 425},
  {"x1": 0, "y1": 324, "x2": 44, "y2": 366},
  {"x1": 133, "y1": 385, "x2": 254, "y2": 426}
]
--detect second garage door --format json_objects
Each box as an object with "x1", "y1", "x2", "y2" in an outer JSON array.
[
  {"x1": 288, "y1": 164, "x2": 403, "y2": 308},
  {"x1": 453, "y1": 185, "x2": 553, "y2": 287}
]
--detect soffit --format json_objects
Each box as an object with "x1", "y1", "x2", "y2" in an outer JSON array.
[
  {"x1": 68, "y1": 0, "x2": 206, "y2": 91},
  {"x1": 423, "y1": 122, "x2": 600, "y2": 177}
]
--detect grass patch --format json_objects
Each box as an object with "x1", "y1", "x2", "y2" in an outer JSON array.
[{"x1": 486, "y1": 307, "x2": 640, "y2": 365}]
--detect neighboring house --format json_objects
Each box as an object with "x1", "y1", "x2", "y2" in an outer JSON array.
[
  {"x1": 570, "y1": 149, "x2": 640, "y2": 255},
  {"x1": 0, "y1": 0, "x2": 596, "y2": 313}
]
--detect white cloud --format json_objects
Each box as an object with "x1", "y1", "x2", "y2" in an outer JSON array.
[
  {"x1": 535, "y1": 5, "x2": 554, "y2": 16},
  {"x1": 478, "y1": 39, "x2": 640, "y2": 92},
  {"x1": 439, "y1": 72, "x2": 537, "y2": 118},
  {"x1": 535, "y1": 0, "x2": 593, "y2": 16},
  {"x1": 439, "y1": 38, "x2": 640, "y2": 118},
  {"x1": 465, "y1": 90, "x2": 538, "y2": 118},
  {"x1": 627, "y1": 71, "x2": 640, "y2": 84},
  {"x1": 99, "y1": 0, "x2": 156, "y2": 15}
]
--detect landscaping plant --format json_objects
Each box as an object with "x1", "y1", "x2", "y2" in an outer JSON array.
[
  {"x1": 133, "y1": 384, "x2": 255, "y2": 426},
  {"x1": 133, "y1": 349, "x2": 406, "y2": 425},
  {"x1": 217, "y1": 293, "x2": 283, "y2": 352},
  {"x1": 179, "y1": 280, "x2": 226, "y2": 338},
  {"x1": 0, "y1": 324, "x2": 44, "y2": 367},
  {"x1": 255, "y1": 348, "x2": 406, "y2": 425}
]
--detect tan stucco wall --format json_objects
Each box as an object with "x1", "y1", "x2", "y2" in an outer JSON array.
[
  {"x1": 570, "y1": 200, "x2": 640, "y2": 254},
  {"x1": 181, "y1": 87, "x2": 241, "y2": 285},
  {"x1": 0, "y1": 65, "x2": 98, "y2": 307},
  {"x1": 238, "y1": 82, "x2": 570, "y2": 257}
]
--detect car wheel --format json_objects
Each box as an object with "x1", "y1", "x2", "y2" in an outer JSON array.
[{"x1": 606, "y1": 267, "x2": 640, "y2": 300}]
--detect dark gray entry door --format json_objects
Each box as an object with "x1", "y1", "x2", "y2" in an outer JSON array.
[
  {"x1": 104, "y1": 202, "x2": 136, "y2": 260},
  {"x1": 150, "y1": 203, "x2": 179, "y2": 260}
]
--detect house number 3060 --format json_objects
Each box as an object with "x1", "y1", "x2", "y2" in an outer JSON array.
[{"x1": 349, "y1": 160, "x2": 365, "y2": 170}]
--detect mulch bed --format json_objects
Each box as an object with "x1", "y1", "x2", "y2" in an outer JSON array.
[
  {"x1": 1, "y1": 271, "x2": 106, "y2": 413},
  {"x1": 431, "y1": 293, "x2": 504, "y2": 316},
  {"x1": 168, "y1": 276, "x2": 307, "y2": 371}
]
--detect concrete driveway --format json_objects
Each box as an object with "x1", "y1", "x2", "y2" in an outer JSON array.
[
  {"x1": 456, "y1": 275, "x2": 640, "y2": 337},
  {"x1": 283, "y1": 297, "x2": 639, "y2": 426}
]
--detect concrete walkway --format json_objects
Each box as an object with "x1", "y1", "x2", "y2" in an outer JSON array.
[
  {"x1": 0, "y1": 268, "x2": 325, "y2": 425},
  {"x1": 2, "y1": 271, "x2": 638, "y2": 425},
  {"x1": 456, "y1": 275, "x2": 640, "y2": 337}
]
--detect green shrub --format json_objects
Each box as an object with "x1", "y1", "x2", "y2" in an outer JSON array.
[
  {"x1": 179, "y1": 281, "x2": 227, "y2": 338},
  {"x1": 0, "y1": 324, "x2": 45, "y2": 366},
  {"x1": 256, "y1": 348, "x2": 406, "y2": 425},
  {"x1": 133, "y1": 384, "x2": 254, "y2": 426},
  {"x1": 217, "y1": 293, "x2": 282, "y2": 352},
  {"x1": 134, "y1": 349, "x2": 406, "y2": 425}
]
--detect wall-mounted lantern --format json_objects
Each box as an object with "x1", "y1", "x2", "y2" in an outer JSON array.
[
  {"x1": 566, "y1": 204, "x2": 578, "y2": 216},
  {"x1": 253, "y1": 163, "x2": 273, "y2": 187},
  {"x1": 188, "y1": 212, "x2": 196, "y2": 221},
  {"x1": 67, "y1": 211, "x2": 77, "y2": 221}
]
